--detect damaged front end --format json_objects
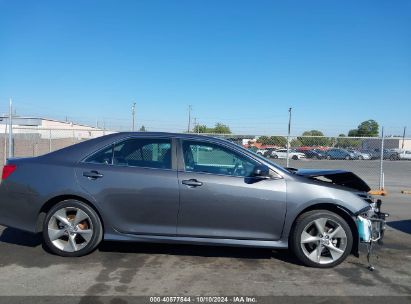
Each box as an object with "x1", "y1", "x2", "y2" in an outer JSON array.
[
  {"x1": 356, "y1": 199, "x2": 388, "y2": 244},
  {"x1": 355, "y1": 198, "x2": 389, "y2": 270},
  {"x1": 291, "y1": 168, "x2": 389, "y2": 269}
]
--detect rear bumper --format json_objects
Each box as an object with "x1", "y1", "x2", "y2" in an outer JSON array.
[{"x1": 0, "y1": 183, "x2": 40, "y2": 233}]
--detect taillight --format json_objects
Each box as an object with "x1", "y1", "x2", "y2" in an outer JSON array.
[{"x1": 2, "y1": 164, "x2": 16, "y2": 180}]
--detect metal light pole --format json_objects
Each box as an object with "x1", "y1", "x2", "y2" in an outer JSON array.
[
  {"x1": 8, "y1": 98, "x2": 13, "y2": 158},
  {"x1": 187, "y1": 105, "x2": 192, "y2": 133},
  {"x1": 132, "y1": 102, "x2": 136, "y2": 131},
  {"x1": 379, "y1": 127, "x2": 385, "y2": 190},
  {"x1": 286, "y1": 107, "x2": 292, "y2": 168},
  {"x1": 402, "y1": 126, "x2": 407, "y2": 150}
]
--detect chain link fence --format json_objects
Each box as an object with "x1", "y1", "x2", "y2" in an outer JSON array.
[
  {"x1": 0, "y1": 127, "x2": 116, "y2": 165},
  {"x1": 210, "y1": 134, "x2": 411, "y2": 191},
  {"x1": 1, "y1": 127, "x2": 410, "y2": 192}
]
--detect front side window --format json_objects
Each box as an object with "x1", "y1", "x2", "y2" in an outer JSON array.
[
  {"x1": 182, "y1": 140, "x2": 256, "y2": 177},
  {"x1": 113, "y1": 138, "x2": 172, "y2": 169}
]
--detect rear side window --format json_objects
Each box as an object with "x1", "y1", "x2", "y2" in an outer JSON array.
[{"x1": 113, "y1": 138, "x2": 172, "y2": 169}]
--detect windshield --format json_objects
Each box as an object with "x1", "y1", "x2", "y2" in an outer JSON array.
[{"x1": 226, "y1": 140, "x2": 290, "y2": 174}]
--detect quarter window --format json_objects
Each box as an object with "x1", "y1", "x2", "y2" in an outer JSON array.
[
  {"x1": 84, "y1": 145, "x2": 113, "y2": 165},
  {"x1": 182, "y1": 141, "x2": 256, "y2": 177}
]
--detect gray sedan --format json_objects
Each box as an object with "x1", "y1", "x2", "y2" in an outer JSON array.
[{"x1": 0, "y1": 132, "x2": 386, "y2": 268}]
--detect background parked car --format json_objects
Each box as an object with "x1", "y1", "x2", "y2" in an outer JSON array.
[
  {"x1": 347, "y1": 149, "x2": 371, "y2": 160},
  {"x1": 256, "y1": 149, "x2": 267, "y2": 156},
  {"x1": 360, "y1": 149, "x2": 400, "y2": 160},
  {"x1": 398, "y1": 150, "x2": 411, "y2": 160},
  {"x1": 302, "y1": 149, "x2": 326, "y2": 159},
  {"x1": 325, "y1": 148, "x2": 355, "y2": 160},
  {"x1": 270, "y1": 149, "x2": 306, "y2": 160},
  {"x1": 263, "y1": 148, "x2": 277, "y2": 158}
]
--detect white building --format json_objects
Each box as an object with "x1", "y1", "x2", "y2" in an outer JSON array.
[{"x1": 0, "y1": 116, "x2": 110, "y2": 139}]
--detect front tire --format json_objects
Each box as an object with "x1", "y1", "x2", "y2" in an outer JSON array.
[
  {"x1": 290, "y1": 210, "x2": 353, "y2": 268},
  {"x1": 43, "y1": 199, "x2": 103, "y2": 257}
]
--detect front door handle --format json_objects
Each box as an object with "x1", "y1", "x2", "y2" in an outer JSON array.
[
  {"x1": 182, "y1": 179, "x2": 203, "y2": 187},
  {"x1": 83, "y1": 170, "x2": 104, "y2": 179}
]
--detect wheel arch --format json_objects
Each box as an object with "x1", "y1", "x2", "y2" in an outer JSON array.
[
  {"x1": 289, "y1": 203, "x2": 359, "y2": 257},
  {"x1": 35, "y1": 195, "x2": 104, "y2": 233}
]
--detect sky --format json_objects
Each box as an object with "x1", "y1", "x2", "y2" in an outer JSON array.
[{"x1": 0, "y1": 0, "x2": 410, "y2": 136}]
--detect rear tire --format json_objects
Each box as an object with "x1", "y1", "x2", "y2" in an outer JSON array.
[
  {"x1": 290, "y1": 210, "x2": 353, "y2": 268},
  {"x1": 292, "y1": 155, "x2": 299, "y2": 160},
  {"x1": 43, "y1": 199, "x2": 103, "y2": 257}
]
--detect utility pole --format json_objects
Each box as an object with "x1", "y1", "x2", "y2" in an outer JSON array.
[
  {"x1": 193, "y1": 117, "x2": 197, "y2": 134},
  {"x1": 187, "y1": 105, "x2": 192, "y2": 133},
  {"x1": 132, "y1": 102, "x2": 136, "y2": 131},
  {"x1": 379, "y1": 127, "x2": 385, "y2": 190},
  {"x1": 402, "y1": 126, "x2": 407, "y2": 150},
  {"x1": 8, "y1": 98, "x2": 13, "y2": 158},
  {"x1": 286, "y1": 107, "x2": 292, "y2": 168}
]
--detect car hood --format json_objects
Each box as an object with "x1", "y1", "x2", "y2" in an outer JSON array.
[{"x1": 292, "y1": 169, "x2": 371, "y2": 192}]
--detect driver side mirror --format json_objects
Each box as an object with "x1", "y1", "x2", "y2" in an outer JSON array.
[{"x1": 251, "y1": 165, "x2": 270, "y2": 179}]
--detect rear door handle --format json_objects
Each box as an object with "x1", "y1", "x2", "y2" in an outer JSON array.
[
  {"x1": 182, "y1": 179, "x2": 203, "y2": 187},
  {"x1": 83, "y1": 170, "x2": 104, "y2": 179}
]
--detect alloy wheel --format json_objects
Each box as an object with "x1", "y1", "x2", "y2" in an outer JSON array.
[
  {"x1": 300, "y1": 217, "x2": 347, "y2": 265},
  {"x1": 47, "y1": 207, "x2": 94, "y2": 252}
]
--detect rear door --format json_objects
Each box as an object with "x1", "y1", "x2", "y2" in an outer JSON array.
[
  {"x1": 75, "y1": 136, "x2": 179, "y2": 236},
  {"x1": 177, "y1": 139, "x2": 287, "y2": 240}
]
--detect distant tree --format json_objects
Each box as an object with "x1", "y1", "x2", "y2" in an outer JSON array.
[
  {"x1": 348, "y1": 129, "x2": 358, "y2": 137},
  {"x1": 271, "y1": 136, "x2": 287, "y2": 146},
  {"x1": 357, "y1": 120, "x2": 379, "y2": 137},
  {"x1": 302, "y1": 130, "x2": 324, "y2": 136},
  {"x1": 336, "y1": 133, "x2": 361, "y2": 148},
  {"x1": 194, "y1": 123, "x2": 231, "y2": 134},
  {"x1": 348, "y1": 120, "x2": 379, "y2": 137},
  {"x1": 139, "y1": 125, "x2": 146, "y2": 132},
  {"x1": 257, "y1": 136, "x2": 287, "y2": 146},
  {"x1": 290, "y1": 138, "x2": 303, "y2": 147},
  {"x1": 298, "y1": 130, "x2": 331, "y2": 146},
  {"x1": 213, "y1": 123, "x2": 231, "y2": 134},
  {"x1": 257, "y1": 136, "x2": 270, "y2": 145},
  {"x1": 195, "y1": 125, "x2": 208, "y2": 133}
]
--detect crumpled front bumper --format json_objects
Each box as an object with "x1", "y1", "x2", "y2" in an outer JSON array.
[{"x1": 356, "y1": 199, "x2": 388, "y2": 244}]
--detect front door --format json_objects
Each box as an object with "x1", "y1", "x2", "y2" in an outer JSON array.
[{"x1": 177, "y1": 139, "x2": 287, "y2": 240}]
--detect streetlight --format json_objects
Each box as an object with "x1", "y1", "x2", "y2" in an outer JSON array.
[
  {"x1": 132, "y1": 102, "x2": 136, "y2": 131},
  {"x1": 286, "y1": 107, "x2": 292, "y2": 168}
]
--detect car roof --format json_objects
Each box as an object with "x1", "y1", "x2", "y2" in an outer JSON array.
[{"x1": 40, "y1": 132, "x2": 239, "y2": 162}]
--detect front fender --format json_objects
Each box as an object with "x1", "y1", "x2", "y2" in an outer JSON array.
[{"x1": 282, "y1": 178, "x2": 369, "y2": 239}]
